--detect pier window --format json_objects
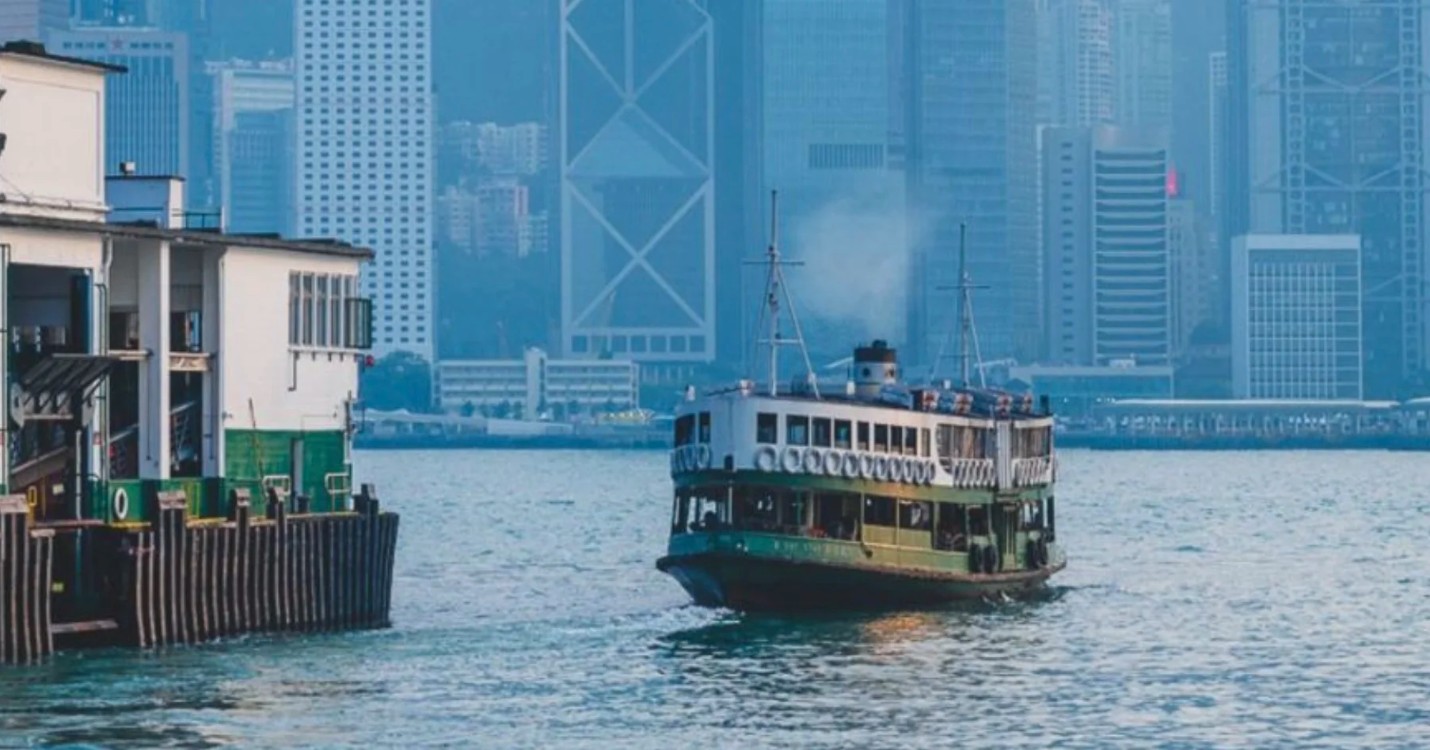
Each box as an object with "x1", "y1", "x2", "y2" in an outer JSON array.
[
  {"x1": 289, "y1": 272, "x2": 370, "y2": 350},
  {"x1": 698, "y1": 412, "x2": 711, "y2": 443},
  {"x1": 834, "y1": 420, "x2": 852, "y2": 450},
  {"x1": 812, "y1": 418, "x2": 832, "y2": 448},
  {"x1": 874, "y1": 424, "x2": 889, "y2": 452},
  {"x1": 787, "y1": 415, "x2": 810, "y2": 446},
  {"x1": 857, "y1": 422, "x2": 870, "y2": 451},
  {"x1": 756, "y1": 413, "x2": 778, "y2": 444}
]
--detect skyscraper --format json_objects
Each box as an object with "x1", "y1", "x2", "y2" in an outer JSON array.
[
  {"x1": 1113, "y1": 0, "x2": 1172, "y2": 135},
  {"x1": 905, "y1": 0, "x2": 1040, "y2": 366},
  {"x1": 1228, "y1": 0, "x2": 1430, "y2": 396},
  {"x1": 1042, "y1": 126, "x2": 1171, "y2": 366},
  {"x1": 1207, "y1": 51, "x2": 1227, "y2": 223},
  {"x1": 559, "y1": 0, "x2": 715, "y2": 367},
  {"x1": 761, "y1": 0, "x2": 903, "y2": 358},
  {"x1": 0, "y1": 0, "x2": 67, "y2": 42},
  {"x1": 295, "y1": 0, "x2": 434, "y2": 359},
  {"x1": 211, "y1": 59, "x2": 294, "y2": 234},
  {"x1": 1037, "y1": 0, "x2": 1115, "y2": 128},
  {"x1": 47, "y1": 28, "x2": 190, "y2": 179}
]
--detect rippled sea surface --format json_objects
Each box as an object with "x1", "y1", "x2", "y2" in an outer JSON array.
[{"x1": 3, "y1": 449, "x2": 1430, "y2": 748}]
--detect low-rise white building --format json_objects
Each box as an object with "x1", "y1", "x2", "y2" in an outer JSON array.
[
  {"x1": 1231, "y1": 234, "x2": 1362, "y2": 400},
  {"x1": 435, "y1": 348, "x2": 638, "y2": 419}
]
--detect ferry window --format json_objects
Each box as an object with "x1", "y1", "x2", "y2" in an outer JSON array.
[
  {"x1": 936, "y1": 425, "x2": 952, "y2": 469},
  {"x1": 904, "y1": 427, "x2": 918, "y2": 456},
  {"x1": 921, "y1": 428, "x2": 931, "y2": 458},
  {"x1": 787, "y1": 416, "x2": 810, "y2": 446},
  {"x1": 674, "y1": 415, "x2": 694, "y2": 446},
  {"x1": 890, "y1": 426, "x2": 904, "y2": 455},
  {"x1": 899, "y1": 501, "x2": 932, "y2": 531},
  {"x1": 698, "y1": 412, "x2": 711, "y2": 443},
  {"x1": 874, "y1": 424, "x2": 889, "y2": 452},
  {"x1": 863, "y1": 496, "x2": 896, "y2": 527},
  {"x1": 856, "y1": 422, "x2": 870, "y2": 451},
  {"x1": 756, "y1": 413, "x2": 778, "y2": 444},
  {"x1": 812, "y1": 418, "x2": 832, "y2": 448},
  {"x1": 834, "y1": 420, "x2": 852, "y2": 449}
]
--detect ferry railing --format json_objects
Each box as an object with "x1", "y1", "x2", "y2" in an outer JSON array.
[
  {"x1": 1011, "y1": 456, "x2": 1056, "y2": 487},
  {"x1": 946, "y1": 458, "x2": 996, "y2": 488}
]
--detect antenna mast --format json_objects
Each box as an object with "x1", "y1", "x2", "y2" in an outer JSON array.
[
  {"x1": 750, "y1": 191, "x2": 820, "y2": 399},
  {"x1": 932, "y1": 222, "x2": 987, "y2": 388}
]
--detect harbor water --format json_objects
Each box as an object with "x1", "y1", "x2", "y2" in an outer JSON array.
[{"x1": 2, "y1": 449, "x2": 1428, "y2": 748}]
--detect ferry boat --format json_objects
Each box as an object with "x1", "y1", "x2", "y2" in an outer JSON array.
[{"x1": 656, "y1": 203, "x2": 1064, "y2": 610}]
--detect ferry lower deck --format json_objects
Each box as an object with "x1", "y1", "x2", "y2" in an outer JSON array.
[{"x1": 659, "y1": 479, "x2": 1062, "y2": 610}]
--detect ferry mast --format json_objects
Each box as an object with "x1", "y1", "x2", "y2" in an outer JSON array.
[{"x1": 750, "y1": 191, "x2": 819, "y2": 398}]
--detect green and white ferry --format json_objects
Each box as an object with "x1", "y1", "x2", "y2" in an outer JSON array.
[{"x1": 657, "y1": 207, "x2": 1064, "y2": 610}]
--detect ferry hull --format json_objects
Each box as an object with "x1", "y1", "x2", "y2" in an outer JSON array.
[{"x1": 658, "y1": 552, "x2": 1061, "y2": 611}]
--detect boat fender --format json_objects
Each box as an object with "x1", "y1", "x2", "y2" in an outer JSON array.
[
  {"x1": 983, "y1": 544, "x2": 1000, "y2": 574},
  {"x1": 859, "y1": 453, "x2": 876, "y2": 480},
  {"x1": 804, "y1": 448, "x2": 824, "y2": 474},
  {"x1": 113, "y1": 487, "x2": 130, "y2": 521},
  {"x1": 922, "y1": 461, "x2": 937, "y2": 485},
  {"x1": 967, "y1": 543, "x2": 983, "y2": 574},
  {"x1": 842, "y1": 452, "x2": 860, "y2": 479},
  {"x1": 824, "y1": 449, "x2": 843, "y2": 476},
  {"x1": 782, "y1": 447, "x2": 803, "y2": 473},
  {"x1": 755, "y1": 445, "x2": 778, "y2": 473},
  {"x1": 696, "y1": 445, "x2": 713, "y2": 471},
  {"x1": 675, "y1": 449, "x2": 687, "y2": 474},
  {"x1": 873, "y1": 455, "x2": 889, "y2": 482}
]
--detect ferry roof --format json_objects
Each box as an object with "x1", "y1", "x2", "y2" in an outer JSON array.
[{"x1": 0, "y1": 213, "x2": 374, "y2": 260}]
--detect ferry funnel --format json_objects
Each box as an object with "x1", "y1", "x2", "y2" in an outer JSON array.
[{"x1": 853, "y1": 340, "x2": 898, "y2": 398}]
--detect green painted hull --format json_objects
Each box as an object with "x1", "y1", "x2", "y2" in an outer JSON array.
[{"x1": 657, "y1": 532, "x2": 1062, "y2": 611}]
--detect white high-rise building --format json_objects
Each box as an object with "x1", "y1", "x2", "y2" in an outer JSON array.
[
  {"x1": 1232, "y1": 235, "x2": 1363, "y2": 400},
  {"x1": 295, "y1": 0, "x2": 434, "y2": 358}
]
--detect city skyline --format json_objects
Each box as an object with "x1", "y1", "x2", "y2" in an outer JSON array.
[{"x1": 2, "y1": 0, "x2": 1429, "y2": 405}]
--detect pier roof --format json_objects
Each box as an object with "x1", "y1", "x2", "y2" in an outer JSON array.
[{"x1": 0, "y1": 213, "x2": 374, "y2": 260}]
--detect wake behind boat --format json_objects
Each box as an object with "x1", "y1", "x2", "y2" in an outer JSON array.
[{"x1": 656, "y1": 197, "x2": 1065, "y2": 611}]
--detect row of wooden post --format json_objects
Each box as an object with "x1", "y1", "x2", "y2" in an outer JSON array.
[
  {"x1": 0, "y1": 496, "x2": 54, "y2": 664},
  {"x1": 125, "y1": 487, "x2": 400, "y2": 649}
]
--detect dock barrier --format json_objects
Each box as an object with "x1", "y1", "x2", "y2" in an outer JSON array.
[{"x1": 0, "y1": 486, "x2": 399, "y2": 664}]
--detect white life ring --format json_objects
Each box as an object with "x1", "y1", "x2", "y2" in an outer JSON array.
[
  {"x1": 696, "y1": 445, "x2": 713, "y2": 470},
  {"x1": 888, "y1": 456, "x2": 904, "y2": 483},
  {"x1": 923, "y1": 461, "x2": 937, "y2": 485},
  {"x1": 905, "y1": 458, "x2": 920, "y2": 484},
  {"x1": 804, "y1": 448, "x2": 824, "y2": 474},
  {"x1": 859, "y1": 453, "x2": 876, "y2": 480},
  {"x1": 113, "y1": 487, "x2": 130, "y2": 521},
  {"x1": 873, "y1": 455, "x2": 889, "y2": 482},
  {"x1": 842, "y1": 452, "x2": 860, "y2": 479},
  {"x1": 781, "y1": 447, "x2": 803, "y2": 473},
  {"x1": 755, "y1": 445, "x2": 778, "y2": 472},
  {"x1": 823, "y1": 450, "x2": 842, "y2": 476}
]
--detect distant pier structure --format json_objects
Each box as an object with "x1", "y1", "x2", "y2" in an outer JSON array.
[{"x1": 0, "y1": 42, "x2": 398, "y2": 663}]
